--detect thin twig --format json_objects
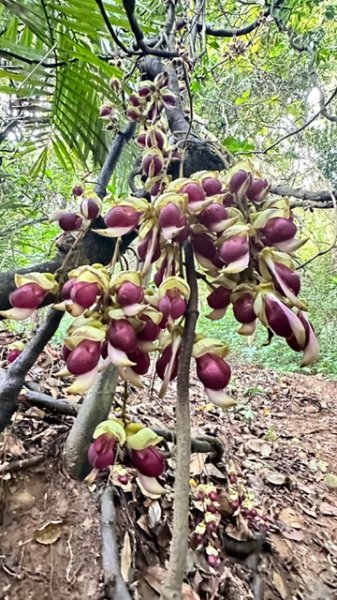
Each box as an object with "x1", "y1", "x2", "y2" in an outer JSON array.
[{"x1": 161, "y1": 242, "x2": 199, "y2": 600}]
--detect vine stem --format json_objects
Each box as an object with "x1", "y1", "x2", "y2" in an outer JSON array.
[{"x1": 161, "y1": 242, "x2": 199, "y2": 600}]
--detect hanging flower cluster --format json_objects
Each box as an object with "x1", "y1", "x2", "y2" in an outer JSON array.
[
  {"x1": 0, "y1": 161, "x2": 318, "y2": 405},
  {"x1": 86, "y1": 419, "x2": 166, "y2": 495}
]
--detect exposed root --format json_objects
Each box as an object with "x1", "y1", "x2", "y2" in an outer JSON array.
[{"x1": 101, "y1": 485, "x2": 132, "y2": 600}]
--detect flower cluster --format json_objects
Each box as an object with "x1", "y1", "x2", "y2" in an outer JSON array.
[
  {"x1": 87, "y1": 419, "x2": 166, "y2": 495},
  {"x1": 0, "y1": 160, "x2": 318, "y2": 406},
  {"x1": 226, "y1": 463, "x2": 267, "y2": 532},
  {"x1": 126, "y1": 73, "x2": 176, "y2": 124},
  {"x1": 191, "y1": 483, "x2": 222, "y2": 568}
]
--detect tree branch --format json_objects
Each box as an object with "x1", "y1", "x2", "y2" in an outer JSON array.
[
  {"x1": 177, "y1": 1, "x2": 284, "y2": 38},
  {"x1": 0, "y1": 309, "x2": 63, "y2": 432},
  {"x1": 270, "y1": 184, "x2": 335, "y2": 209},
  {"x1": 22, "y1": 389, "x2": 79, "y2": 416},
  {"x1": 94, "y1": 0, "x2": 131, "y2": 55},
  {"x1": 101, "y1": 485, "x2": 132, "y2": 600},
  {"x1": 161, "y1": 242, "x2": 199, "y2": 600},
  {"x1": 122, "y1": 0, "x2": 179, "y2": 58}
]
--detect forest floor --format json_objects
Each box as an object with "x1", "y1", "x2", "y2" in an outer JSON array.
[{"x1": 0, "y1": 336, "x2": 337, "y2": 600}]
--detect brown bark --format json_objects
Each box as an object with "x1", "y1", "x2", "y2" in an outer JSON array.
[{"x1": 161, "y1": 242, "x2": 199, "y2": 600}]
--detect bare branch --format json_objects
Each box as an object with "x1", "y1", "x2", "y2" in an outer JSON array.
[
  {"x1": 161, "y1": 242, "x2": 199, "y2": 600},
  {"x1": 122, "y1": 0, "x2": 179, "y2": 58},
  {"x1": 270, "y1": 184, "x2": 335, "y2": 209},
  {"x1": 94, "y1": 0, "x2": 132, "y2": 55}
]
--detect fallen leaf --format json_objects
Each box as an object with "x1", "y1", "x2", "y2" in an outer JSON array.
[
  {"x1": 120, "y1": 531, "x2": 132, "y2": 582},
  {"x1": 190, "y1": 453, "x2": 207, "y2": 476},
  {"x1": 148, "y1": 500, "x2": 162, "y2": 529},
  {"x1": 324, "y1": 473, "x2": 337, "y2": 489},
  {"x1": 204, "y1": 463, "x2": 226, "y2": 479},
  {"x1": 34, "y1": 519, "x2": 63, "y2": 545},
  {"x1": 282, "y1": 529, "x2": 304, "y2": 542},
  {"x1": 265, "y1": 471, "x2": 287, "y2": 486},
  {"x1": 272, "y1": 571, "x2": 289, "y2": 599},
  {"x1": 279, "y1": 507, "x2": 302, "y2": 529},
  {"x1": 319, "y1": 502, "x2": 337, "y2": 517}
]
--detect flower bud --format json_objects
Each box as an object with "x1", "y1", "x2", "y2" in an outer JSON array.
[
  {"x1": 60, "y1": 278, "x2": 76, "y2": 300},
  {"x1": 117, "y1": 282, "x2": 144, "y2": 307},
  {"x1": 286, "y1": 313, "x2": 313, "y2": 352},
  {"x1": 108, "y1": 319, "x2": 137, "y2": 352},
  {"x1": 229, "y1": 169, "x2": 251, "y2": 197},
  {"x1": 161, "y1": 91, "x2": 176, "y2": 107},
  {"x1": 273, "y1": 262, "x2": 301, "y2": 296},
  {"x1": 246, "y1": 177, "x2": 269, "y2": 203},
  {"x1": 233, "y1": 293, "x2": 255, "y2": 324},
  {"x1": 118, "y1": 474, "x2": 129, "y2": 485},
  {"x1": 9, "y1": 283, "x2": 46, "y2": 309},
  {"x1": 131, "y1": 445, "x2": 165, "y2": 477},
  {"x1": 219, "y1": 236, "x2": 249, "y2": 264},
  {"x1": 159, "y1": 203, "x2": 187, "y2": 239},
  {"x1": 129, "y1": 94, "x2": 141, "y2": 107},
  {"x1": 104, "y1": 205, "x2": 140, "y2": 233},
  {"x1": 66, "y1": 340, "x2": 101, "y2": 375},
  {"x1": 158, "y1": 289, "x2": 186, "y2": 324},
  {"x1": 142, "y1": 151, "x2": 163, "y2": 178},
  {"x1": 207, "y1": 286, "x2": 231, "y2": 309},
  {"x1": 127, "y1": 347, "x2": 150, "y2": 374},
  {"x1": 72, "y1": 184, "x2": 84, "y2": 197},
  {"x1": 150, "y1": 180, "x2": 164, "y2": 197},
  {"x1": 59, "y1": 212, "x2": 83, "y2": 232},
  {"x1": 154, "y1": 259, "x2": 168, "y2": 287},
  {"x1": 7, "y1": 348, "x2": 22, "y2": 363},
  {"x1": 191, "y1": 232, "x2": 216, "y2": 260},
  {"x1": 180, "y1": 182, "x2": 205, "y2": 206},
  {"x1": 146, "y1": 128, "x2": 165, "y2": 150},
  {"x1": 136, "y1": 132, "x2": 146, "y2": 147},
  {"x1": 196, "y1": 353, "x2": 231, "y2": 390},
  {"x1": 198, "y1": 203, "x2": 228, "y2": 232},
  {"x1": 126, "y1": 107, "x2": 141, "y2": 121},
  {"x1": 222, "y1": 190, "x2": 235, "y2": 207},
  {"x1": 70, "y1": 281, "x2": 100, "y2": 308},
  {"x1": 138, "y1": 84, "x2": 154, "y2": 98},
  {"x1": 88, "y1": 433, "x2": 116, "y2": 469},
  {"x1": 208, "y1": 490, "x2": 218, "y2": 501},
  {"x1": 207, "y1": 555, "x2": 219, "y2": 568},
  {"x1": 202, "y1": 177, "x2": 222, "y2": 197},
  {"x1": 264, "y1": 297, "x2": 297, "y2": 338},
  {"x1": 156, "y1": 345, "x2": 179, "y2": 381},
  {"x1": 138, "y1": 315, "x2": 161, "y2": 342},
  {"x1": 100, "y1": 103, "x2": 113, "y2": 119},
  {"x1": 262, "y1": 217, "x2": 297, "y2": 245},
  {"x1": 109, "y1": 77, "x2": 121, "y2": 93},
  {"x1": 80, "y1": 196, "x2": 101, "y2": 220},
  {"x1": 62, "y1": 345, "x2": 71, "y2": 361},
  {"x1": 137, "y1": 233, "x2": 161, "y2": 263}
]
